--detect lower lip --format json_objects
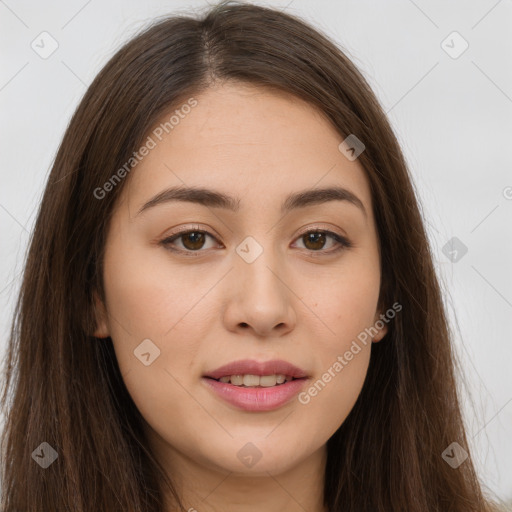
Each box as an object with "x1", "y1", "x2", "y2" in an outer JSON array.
[{"x1": 202, "y1": 377, "x2": 308, "y2": 412}]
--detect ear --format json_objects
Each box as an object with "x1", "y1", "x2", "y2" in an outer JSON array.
[
  {"x1": 372, "y1": 310, "x2": 389, "y2": 343},
  {"x1": 92, "y1": 290, "x2": 110, "y2": 338}
]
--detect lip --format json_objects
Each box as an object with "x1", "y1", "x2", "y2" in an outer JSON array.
[
  {"x1": 202, "y1": 359, "x2": 309, "y2": 412},
  {"x1": 204, "y1": 359, "x2": 308, "y2": 380}
]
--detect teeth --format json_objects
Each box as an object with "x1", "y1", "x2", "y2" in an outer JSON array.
[
  {"x1": 259, "y1": 375, "x2": 278, "y2": 387},
  {"x1": 217, "y1": 374, "x2": 294, "y2": 387},
  {"x1": 231, "y1": 375, "x2": 244, "y2": 386},
  {"x1": 243, "y1": 374, "x2": 260, "y2": 387}
]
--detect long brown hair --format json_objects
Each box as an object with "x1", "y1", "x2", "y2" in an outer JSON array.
[{"x1": 0, "y1": 1, "x2": 501, "y2": 510}]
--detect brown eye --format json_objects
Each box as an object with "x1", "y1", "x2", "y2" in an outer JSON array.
[
  {"x1": 180, "y1": 231, "x2": 206, "y2": 250},
  {"x1": 160, "y1": 230, "x2": 218, "y2": 255},
  {"x1": 294, "y1": 230, "x2": 351, "y2": 253},
  {"x1": 302, "y1": 232, "x2": 327, "y2": 251}
]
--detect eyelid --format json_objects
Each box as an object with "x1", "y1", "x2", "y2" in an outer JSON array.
[{"x1": 295, "y1": 223, "x2": 347, "y2": 240}]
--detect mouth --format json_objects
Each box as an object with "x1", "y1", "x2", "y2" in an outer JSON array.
[
  {"x1": 202, "y1": 359, "x2": 309, "y2": 412},
  {"x1": 205, "y1": 374, "x2": 300, "y2": 388}
]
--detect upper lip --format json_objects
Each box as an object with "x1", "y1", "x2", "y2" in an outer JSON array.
[{"x1": 204, "y1": 359, "x2": 308, "y2": 380}]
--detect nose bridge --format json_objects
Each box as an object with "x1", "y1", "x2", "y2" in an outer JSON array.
[
  {"x1": 234, "y1": 233, "x2": 285, "y2": 297},
  {"x1": 224, "y1": 232, "x2": 296, "y2": 335}
]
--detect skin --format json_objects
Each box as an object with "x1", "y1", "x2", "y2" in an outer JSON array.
[{"x1": 93, "y1": 81, "x2": 387, "y2": 512}]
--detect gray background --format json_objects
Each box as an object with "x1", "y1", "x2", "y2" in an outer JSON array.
[{"x1": 1, "y1": 0, "x2": 511, "y2": 504}]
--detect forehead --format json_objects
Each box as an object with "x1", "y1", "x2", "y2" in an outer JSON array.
[{"x1": 121, "y1": 82, "x2": 373, "y2": 217}]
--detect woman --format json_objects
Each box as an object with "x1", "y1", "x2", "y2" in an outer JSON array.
[{"x1": 0, "y1": 1, "x2": 501, "y2": 511}]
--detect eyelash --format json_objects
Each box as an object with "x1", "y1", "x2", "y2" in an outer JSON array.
[{"x1": 159, "y1": 225, "x2": 352, "y2": 257}]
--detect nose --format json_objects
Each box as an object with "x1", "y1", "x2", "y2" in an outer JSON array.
[{"x1": 222, "y1": 247, "x2": 297, "y2": 338}]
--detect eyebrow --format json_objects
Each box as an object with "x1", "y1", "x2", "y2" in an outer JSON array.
[{"x1": 136, "y1": 185, "x2": 367, "y2": 217}]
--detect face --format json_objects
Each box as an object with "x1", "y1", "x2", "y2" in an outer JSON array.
[{"x1": 94, "y1": 82, "x2": 387, "y2": 478}]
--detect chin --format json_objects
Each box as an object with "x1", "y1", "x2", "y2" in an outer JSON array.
[{"x1": 201, "y1": 438, "x2": 312, "y2": 476}]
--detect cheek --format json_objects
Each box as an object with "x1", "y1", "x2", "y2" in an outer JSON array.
[
  {"x1": 101, "y1": 242, "x2": 211, "y2": 403},
  {"x1": 297, "y1": 290, "x2": 374, "y2": 435},
  {"x1": 309, "y1": 255, "x2": 381, "y2": 347},
  {"x1": 297, "y1": 257, "x2": 379, "y2": 424},
  {"x1": 101, "y1": 246, "x2": 205, "y2": 441},
  {"x1": 102, "y1": 230, "x2": 212, "y2": 340},
  {"x1": 298, "y1": 343, "x2": 371, "y2": 426}
]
